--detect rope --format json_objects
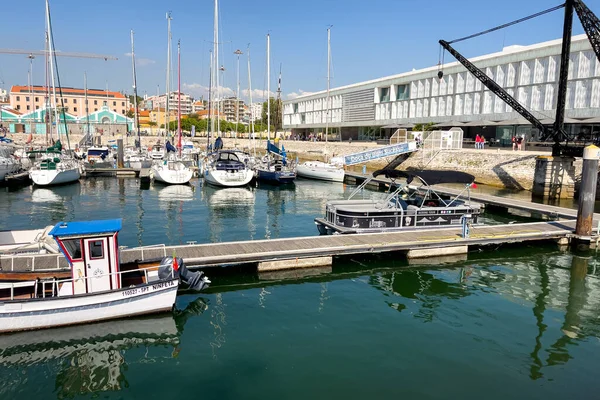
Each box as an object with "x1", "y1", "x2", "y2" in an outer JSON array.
[{"x1": 448, "y1": 3, "x2": 566, "y2": 44}]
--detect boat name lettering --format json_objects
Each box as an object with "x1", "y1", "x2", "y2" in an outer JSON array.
[
  {"x1": 152, "y1": 280, "x2": 176, "y2": 290},
  {"x1": 122, "y1": 288, "x2": 138, "y2": 297}
]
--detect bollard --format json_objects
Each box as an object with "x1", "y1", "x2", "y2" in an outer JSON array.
[
  {"x1": 117, "y1": 139, "x2": 124, "y2": 169},
  {"x1": 575, "y1": 145, "x2": 599, "y2": 241},
  {"x1": 461, "y1": 214, "x2": 472, "y2": 238},
  {"x1": 362, "y1": 165, "x2": 367, "y2": 175}
]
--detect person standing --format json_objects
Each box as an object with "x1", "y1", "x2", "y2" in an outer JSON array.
[
  {"x1": 516, "y1": 135, "x2": 523, "y2": 151},
  {"x1": 475, "y1": 134, "x2": 481, "y2": 149},
  {"x1": 512, "y1": 135, "x2": 517, "y2": 151},
  {"x1": 481, "y1": 136, "x2": 485, "y2": 150}
]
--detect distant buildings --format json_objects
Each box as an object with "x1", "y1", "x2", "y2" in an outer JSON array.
[
  {"x1": 0, "y1": 88, "x2": 8, "y2": 103},
  {"x1": 249, "y1": 102, "x2": 262, "y2": 123},
  {"x1": 214, "y1": 97, "x2": 246, "y2": 123},
  {"x1": 192, "y1": 100, "x2": 207, "y2": 114},
  {"x1": 146, "y1": 91, "x2": 193, "y2": 115},
  {"x1": 10, "y1": 85, "x2": 130, "y2": 118}
]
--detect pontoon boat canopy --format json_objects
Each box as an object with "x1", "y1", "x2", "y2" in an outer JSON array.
[{"x1": 372, "y1": 169, "x2": 475, "y2": 185}]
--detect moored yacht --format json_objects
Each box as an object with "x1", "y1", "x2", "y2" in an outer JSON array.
[
  {"x1": 203, "y1": 150, "x2": 254, "y2": 187},
  {"x1": 29, "y1": 148, "x2": 81, "y2": 186}
]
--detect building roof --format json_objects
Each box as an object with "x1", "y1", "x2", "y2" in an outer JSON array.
[
  {"x1": 11, "y1": 86, "x2": 126, "y2": 99},
  {"x1": 49, "y1": 219, "x2": 122, "y2": 237}
]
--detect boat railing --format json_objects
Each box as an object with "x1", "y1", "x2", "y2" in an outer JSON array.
[
  {"x1": 2, "y1": 264, "x2": 176, "y2": 301},
  {"x1": 0, "y1": 253, "x2": 65, "y2": 271}
]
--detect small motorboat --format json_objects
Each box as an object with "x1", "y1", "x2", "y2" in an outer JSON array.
[
  {"x1": 315, "y1": 169, "x2": 481, "y2": 234},
  {"x1": 0, "y1": 219, "x2": 210, "y2": 333},
  {"x1": 203, "y1": 150, "x2": 254, "y2": 187},
  {"x1": 83, "y1": 146, "x2": 113, "y2": 169},
  {"x1": 296, "y1": 160, "x2": 344, "y2": 182}
]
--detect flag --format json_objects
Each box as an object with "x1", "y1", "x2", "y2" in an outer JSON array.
[{"x1": 191, "y1": 125, "x2": 196, "y2": 137}]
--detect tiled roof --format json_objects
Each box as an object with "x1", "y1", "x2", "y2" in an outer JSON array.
[{"x1": 11, "y1": 85, "x2": 127, "y2": 99}]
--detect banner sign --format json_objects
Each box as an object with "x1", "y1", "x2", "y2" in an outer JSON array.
[{"x1": 344, "y1": 141, "x2": 417, "y2": 166}]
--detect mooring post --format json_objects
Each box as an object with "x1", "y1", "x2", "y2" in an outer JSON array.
[
  {"x1": 575, "y1": 145, "x2": 599, "y2": 246},
  {"x1": 117, "y1": 139, "x2": 124, "y2": 169}
]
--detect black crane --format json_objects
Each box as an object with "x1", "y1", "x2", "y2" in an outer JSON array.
[{"x1": 439, "y1": 0, "x2": 600, "y2": 156}]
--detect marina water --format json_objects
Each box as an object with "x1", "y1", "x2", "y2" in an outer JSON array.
[{"x1": 1, "y1": 178, "x2": 600, "y2": 399}]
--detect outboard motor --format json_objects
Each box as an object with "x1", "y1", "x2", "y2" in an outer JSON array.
[{"x1": 158, "y1": 256, "x2": 211, "y2": 291}]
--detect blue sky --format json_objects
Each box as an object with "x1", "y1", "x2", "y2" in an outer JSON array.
[{"x1": 0, "y1": 0, "x2": 592, "y2": 102}]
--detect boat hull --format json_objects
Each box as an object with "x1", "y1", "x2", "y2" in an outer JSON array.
[
  {"x1": 204, "y1": 168, "x2": 254, "y2": 187},
  {"x1": 30, "y1": 168, "x2": 80, "y2": 186},
  {"x1": 152, "y1": 164, "x2": 193, "y2": 185},
  {"x1": 256, "y1": 168, "x2": 296, "y2": 184},
  {"x1": 296, "y1": 162, "x2": 344, "y2": 182},
  {"x1": 0, "y1": 279, "x2": 178, "y2": 333}
]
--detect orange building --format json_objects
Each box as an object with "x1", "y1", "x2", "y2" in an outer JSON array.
[{"x1": 10, "y1": 85, "x2": 130, "y2": 118}]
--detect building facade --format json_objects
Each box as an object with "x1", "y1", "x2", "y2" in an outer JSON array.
[
  {"x1": 283, "y1": 35, "x2": 600, "y2": 142},
  {"x1": 149, "y1": 91, "x2": 193, "y2": 115},
  {"x1": 10, "y1": 86, "x2": 130, "y2": 118},
  {"x1": 215, "y1": 97, "x2": 246, "y2": 123},
  {"x1": 249, "y1": 102, "x2": 262, "y2": 122}
]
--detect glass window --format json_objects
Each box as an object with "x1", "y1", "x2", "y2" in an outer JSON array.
[
  {"x1": 16, "y1": 96, "x2": 20, "y2": 101},
  {"x1": 380, "y1": 87, "x2": 390, "y2": 102},
  {"x1": 35, "y1": 97, "x2": 39, "y2": 102},
  {"x1": 113, "y1": 101, "x2": 116, "y2": 106},
  {"x1": 26, "y1": 105, "x2": 30, "y2": 110},
  {"x1": 396, "y1": 85, "x2": 410, "y2": 100},
  {"x1": 26, "y1": 96, "x2": 30, "y2": 102},
  {"x1": 74, "y1": 107, "x2": 78, "y2": 112},
  {"x1": 89, "y1": 240, "x2": 104, "y2": 259},
  {"x1": 73, "y1": 99, "x2": 77, "y2": 104},
  {"x1": 94, "y1": 100, "x2": 98, "y2": 105},
  {"x1": 63, "y1": 239, "x2": 82, "y2": 260},
  {"x1": 122, "y1": 102, "x2": 125, "y2": 106}
]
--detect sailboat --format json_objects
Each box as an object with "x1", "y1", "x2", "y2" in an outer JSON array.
[
  {"x1": 125, "y1": 30, "x2": 152, "y2": 172},
  {"x1": 202, "y1": 0, "x2": 254, "y2": 188},
  {"x1": 296, "y1": 27, "x2": 345, "y2": 183},
  {"x1": 255, "y1": 44, "x2": 296, "y2": 185},
  {"x1": 30, "y1": 0, "x2": 81, "y2": 187},
  {"x1": 151, "y1": 38, "x2": 193, "y2": 185}
]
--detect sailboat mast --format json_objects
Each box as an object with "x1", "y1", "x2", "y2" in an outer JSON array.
[
  {"x1": 234, "y1": 49, "x2": 242, "y2": 140},
  {"x1": 276, "y1": 63, "x2": 282, "y2": 137},
  {"x1": 166, "y1": 12, "x2": 172, "y2": 137},
  {"x1": 213, "y1": 0, "x2": 219, "y2": 138},
  {"x1": 325, "y1": 26, "x2": 331, "y2": 143},
  {"x1": 28, "y1": 57, "x2": 34, "y2": 136},
  {"x1": 131, "y1": 30, "x2": 140, "y2": 148},
  {"x1": 46, "y1": 0, "x2": 59, "y2": 144},
  {"x1": 247, "y1": 44, "x2": 255, "y2": 155},
  {"x1": 84, "y1": 72, "x2": 90, "y2": 144},
  {"x1": 44, "y1": 30, "x2": 50, "y2": 145},
  {"x1": 207, "y1": 50, "x2": 213, "y2": 151},
  {"x1": 177, "y1": 39, "x2": 182, "y2": 155},
  {"x1": 267, "y1": 33, "x2": 270, "y2": 142}
]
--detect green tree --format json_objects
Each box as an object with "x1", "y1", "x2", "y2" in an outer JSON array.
[
  {"x1": 148, "y1": 121, "x2": 157, "y2": 127},
  {"x1": 128, "y1": 95, "x2": 143, "y2": 105},
  {"x1": 413, "y1": 122, "x2": 435, "y2": 132},
  {"x1": 126, "y1": 110, "x2": 135, "y2": 118},
  {"x1": 261, "y1": 97, "x2": 283, "y2": 131}
]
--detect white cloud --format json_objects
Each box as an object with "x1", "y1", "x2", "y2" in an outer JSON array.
[
  {"x1": 183, "y1": 83, "x2": 274, "y2": 101},
  {"x1": 124, "y1": 52, "x2": 156, "y2": 67},
  {"x1": 286, "y1": 89, "x2": 314, "y2": 100}
]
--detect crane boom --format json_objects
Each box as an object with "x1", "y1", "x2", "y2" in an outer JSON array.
[
  {"x1": 574, "y1": 0, "x2": 600, "y2": 64},
  {"x1": 0, "y1": 48, "x2": 117, "y2": 60}
]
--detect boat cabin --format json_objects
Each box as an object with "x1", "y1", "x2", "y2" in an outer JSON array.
[
  {"x1": 211, "y1": 151, "x2": 247, "y2": 172},
  {"x1": 49, "y1": 219, "x2": 122, "y2": 295},
  {"x1": 86, "y1": 147, "x2": 111, "y2": 164}
]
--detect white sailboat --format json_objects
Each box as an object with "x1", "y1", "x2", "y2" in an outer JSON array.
[
  {"x1": 296, "y1": 27, "x2": 345, "y2": 183},
  {"x1": 30, "y1": 0, "x2": 80, "y2": 187},
  {"x1": 151, "y1": 35, "x2": 192, "y2": 185}
]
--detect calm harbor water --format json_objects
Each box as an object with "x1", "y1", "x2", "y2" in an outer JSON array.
[{"x1": 1, "y1": 179, "x2": 600, "y2": 399}]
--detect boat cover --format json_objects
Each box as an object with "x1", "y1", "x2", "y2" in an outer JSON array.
[
  {"x1": 372, "y1": 169, "x2": 475, "y2": 185},
  {"x1": 165, "y1": 141, "x2": 177, "y2": 153}
]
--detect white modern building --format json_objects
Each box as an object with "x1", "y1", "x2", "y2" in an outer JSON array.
[
  {"x1": 249, "y1": 102, "x2": 263, "y2": 123},
  {"x1": 283, "y1": 35, "x2": 600, "y2": 144},
  {"x1": 148, "y1": 91, "x2": 193, "y2": 115}
]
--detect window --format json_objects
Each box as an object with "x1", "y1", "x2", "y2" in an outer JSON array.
[
  {"x1": 36, "y1": 106, "x2": 39, "y2": 110},
  {"x1": 89, "y1": 240, "x2": 104, "y2": 259},
  {"x1": 26, "y1": 96, "x2": 30, "y2": 102},
  {"x1": 293, "y1": 103, "x2": 298, "y2": 113},
  {"x1": 73, "y1": 99, "x2": 77, "y2": 104},
  {"x1": 122, "y1": 102, "x2": 125, "y2": 106},
  {"x1": 26, "y1": 105, "x2": 30, "y2": 110},
  {"x1": 103, "y1": 101, "x2": 107, "y2": 106},
  {"x1": 396, "y1": 84, "x2": 409, "y2": 100},
  {"x1": 121, "y1": 109, "x2": 125, "y2": 114},
  {"x1": 74, "y1": 107, "x2": 78, "y2": 112},
  {"x1": 113, "y1": 101, "x2": 116, "y2": 106},
  {"x1": 94, "y1": 108, "x2": 98, "y2": 112},
  {"x1": 113, "y1": 109, "x2": 117, "y2": 112},
  {"x1": 16, "y1": 105, "x2": 20, "y2": 110},
  {"x1": 379, "y1": 87, "x2": 390, "y2": 102},
  {"x1": 63, "y1": 239, "x2": 82, "y2": 260},
  {"x1": 94, "y1": 100, "x2": 98, "y2": 105},
  {"x1": 35, "y1": 97, "x2": 39, "y2": 102},
  {"x1": 16, "y1": 96, "x2": 20, "y2": 101}
]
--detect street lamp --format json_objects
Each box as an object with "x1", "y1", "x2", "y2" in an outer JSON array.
[{"x1": 234, "y1": 49, "x2": 243, "y2": 139}]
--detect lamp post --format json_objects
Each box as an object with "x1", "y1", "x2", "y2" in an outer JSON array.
[{"x1": 234, "y1": 49, "x2": 243, "y2": 140}]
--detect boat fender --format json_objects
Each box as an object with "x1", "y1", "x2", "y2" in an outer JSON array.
[{"x1": 262, "y1": 156, "x2": 269, "y2": 163}]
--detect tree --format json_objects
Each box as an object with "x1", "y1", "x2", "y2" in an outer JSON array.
[
  {"x1": 126, "y1": 110, "x2": 135, "y2": 118},
  {"x1": 148, "y1": 121, "x2": 157, "y2": 127},
  {"x1": 128, "y1": 95, "x2": 143, "y2": 105},
  {"x1": 261, "y1": 97, "x2": 283, "y2": 131},
  {"x1": 413, "y1": 122, "x2": 435, "y2": 132}
]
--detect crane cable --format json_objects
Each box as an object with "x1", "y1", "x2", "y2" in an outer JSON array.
[{"x1": 448, "y1": 3, "x2": 566, "y2": 44}]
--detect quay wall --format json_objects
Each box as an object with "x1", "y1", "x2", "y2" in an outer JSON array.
[{"x1": 6, "y1": 133, "x2": 586, "y2": 192}]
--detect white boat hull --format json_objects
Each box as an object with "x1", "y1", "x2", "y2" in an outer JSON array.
[
  {"x1": 204, "y1": 168, "x2": 254, "y2": 187},
  {"x1": 0, "y1": 279, "x2": 178, "y2": 333},
  {"x1": 30, "y1": 167, "x2": 80, "y2": 186},
  {"x1": 296, "y1": 162, "x2": 345, "y2": 182},
  {"x1": 152, "y1": 163, "x2": 193, "y2": 185},
  {"x1": 129, "y1": 159, "x2": 153, "y2": 171}
]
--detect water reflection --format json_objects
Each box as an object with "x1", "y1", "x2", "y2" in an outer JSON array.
[
  {"x1": 0, "y1": 297, "x2": 208, "y2": 398},
  {"x1": 204, "y1": 186, "x2": 255, "y2": 242}
]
